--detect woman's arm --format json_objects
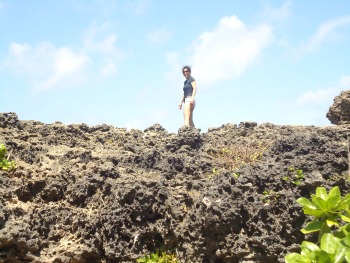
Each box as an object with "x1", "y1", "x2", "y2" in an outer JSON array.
[
  {"x1": 178, "y1": 95, "x2": 184, "y2": 110},
  {"x1": 191, "y1": 81, "x2": 197, "y2": 100}
]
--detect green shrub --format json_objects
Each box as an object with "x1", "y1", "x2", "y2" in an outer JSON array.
[
  {"x1": 285, "y1": 186, "x2": 350, "y2": 263},
  {"x1": 137, "y1": 251, "x2": 179, "y2": 263},
  {"x1": 0, "y1": 144, "x2": 16, "y2": 172}
]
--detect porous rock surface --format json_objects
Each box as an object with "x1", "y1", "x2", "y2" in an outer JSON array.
[
  {"x1": 0, "y1": 112, "x2": 349, "y2": 263},
  {"x1": 327, "y1": 89, "x2": 350, "y2": 125}
]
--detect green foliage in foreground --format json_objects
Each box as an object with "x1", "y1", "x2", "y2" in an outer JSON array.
[
  {"x1": 282, "y1": 168, "x2": 305, "y2": 186},
  {"x1": 136, "y1": 251, "x2": 179, "y2": 263},
  {"x1": 285, "y1": 186, "x2": 350, "y2": 263},
  {"x1": 0, "y1": 144, "x2": 16, "y2": 172}
]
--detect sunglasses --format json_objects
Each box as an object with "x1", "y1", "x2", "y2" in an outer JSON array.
[{"x1": 183, "y1": 70, "x2": 189, "y2": 73}]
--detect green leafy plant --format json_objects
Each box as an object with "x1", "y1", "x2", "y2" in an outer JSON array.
[
  {"x1": 212, "y1": 167, "x2": 220, "y2": 175},
  {"x1": 292, "y1": 169, "x2": 305, "y2": 185},
  {"x1": 137, "y1": 251, "x2": 179, "y2": 263},
  {"x1": 0, "y1": 144, "x2": 16, "y2": 172},
  {"x1": 206, "y1": 167, "x2": 220, "y2": 179},
  {"x1": 260, "y1": 189, "x2": 280, "y2": 204},
  {"x1": 285, "y1": 235, "x2": 350, "y2": 263},
  {"x1": 232, "y1": 172, "x2": 240, "y2": 180},
  {"x1": 283, "y1": 168, "x2": 305, "y2": 186},
  {"x1": 261, "y1": 190, "x2": 271, "y2": 203},
  {"x1": 298, "y1": 186, "x2": 350, "y2": 240},
  {"x1": 285, "y1": 186, "x2": 350, "y2": 263}
]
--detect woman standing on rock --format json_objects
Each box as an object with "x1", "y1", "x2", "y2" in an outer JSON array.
[{"x1": 178, "y1": 66, "x2": 197, "y2": 127}]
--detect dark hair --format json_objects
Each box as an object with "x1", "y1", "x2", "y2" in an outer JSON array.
[{"x1": 182, "y1": 66, "x2": 191, "y2": 73}]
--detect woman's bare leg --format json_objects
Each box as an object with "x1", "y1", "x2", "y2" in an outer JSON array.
[
  {"x1": 189, "y1": 104, "x2": 195, "y2": 127},
  {"x1": 183, "y1": 102, "x2": 191, "y2": 126}
]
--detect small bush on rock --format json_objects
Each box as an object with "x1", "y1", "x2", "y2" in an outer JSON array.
[
  {"x1": 136, "y1": 251, "x2": 179, "y2": 263},
  {"x1": 209, "y1": 141, "x2": 270, "y2": 170},
  {"x1": 285, "y1": 186, "x2": 350, "y2": 263},
  {"x1": 0, "y1": 144, "x2": 16, "y2": 172}
]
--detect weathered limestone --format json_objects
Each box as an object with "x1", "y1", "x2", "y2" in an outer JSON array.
[{"x1": 1, "y1": 113, "x2": 350, "y2": 262}]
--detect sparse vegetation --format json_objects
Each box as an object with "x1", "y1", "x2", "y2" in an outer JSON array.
[
  {"x1": 207, "y1": 167, "x2": 220, "y2": 179},
  {"x1": 0, "y1": 144, "x2": 16, "y2": 172},
  {"x1": 232, "y1": 172, "x2": 240, "y2": 180},
  {"x1": 209, "y1": 141, "x2": 270, "y2": 171},
  {"x1": 261, "y1": 189, "x2": 280, "y2": 204},
  {"x1": 282, "y1": 168, "x2": 305, "y2": 186},
  {"x1": 328, "y1": 173, "x2": 347, "y2": 182},
  {"x1": 285, "y1": 186, "x2": 350, "y2": 262},
  {"x1": 136, "y1": 251, "x2": 179, "y2": 263}
]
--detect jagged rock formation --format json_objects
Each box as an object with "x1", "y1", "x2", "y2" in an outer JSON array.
[
  {"x1": 1, "y1": 112, "x2": 350, "y2": 263},
  {"x1": 327, "y1": 89, "x2": 350, "y2": 125}
]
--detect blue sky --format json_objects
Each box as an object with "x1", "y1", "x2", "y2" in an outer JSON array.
[{"x1": 1, "y1": 0, "x2": 350, "y2": 132}]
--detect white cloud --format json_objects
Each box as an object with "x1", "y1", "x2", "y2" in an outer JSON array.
[
  {"x1": 148, "y1": 28, "x2": 172, "y2": 45},
  {"x1": 0, "y1": 23, "x2": 125, "y2": 91},
  {"x1": 83, "y1": 23, "x2": 124, "y2": 76},
  {"x1": 3, "y1": 43, "x2": 33, "y2": 73},
  {"x1": 83, "y1": 24, "x2": 118, "y2": 54},
  {"x1": 303, "y1": 16, "x2": 350, "y2": 53},
  {"x1": 261, "y1": 0, "x2": 292, "y2": 21},
  {"x1": 101, "y1": 59, "x2": 117, "y2": 76},
  {"x1": 128, "y1": 0, "x2": 152, "y2": 16},
  {"x1": 2, "y1": 42, "x2": 90, "y2": 91},
  {"x1": 40, "y1": 47, "x2": 90, "y2": 91},
  {"x1": 189, "y1": 16, "x2": 273, "y2": 87},
  {"x1": 297, "y1": 88, "x2": 338, "y2": 106},
  {"x1": 296, "y1": 75, "x2": 350, "y2": 106}
]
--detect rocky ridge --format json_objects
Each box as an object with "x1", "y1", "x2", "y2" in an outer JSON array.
[
  {"x1": 0, "y1": 112, "x2": 350, "y2": 263},
  {"x1": 327, "y1": 89, "x2": 350, "y2": 125}
]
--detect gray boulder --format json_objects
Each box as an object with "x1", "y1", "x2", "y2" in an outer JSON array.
[{"x1": 327, "y1": 90, "x2": 350, "y2": 125}]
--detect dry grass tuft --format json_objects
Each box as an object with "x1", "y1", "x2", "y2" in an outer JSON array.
[{"x1": 209, "y1": 140, "x2": 270, "y2": 170}]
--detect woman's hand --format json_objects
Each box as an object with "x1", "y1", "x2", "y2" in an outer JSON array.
[{"x1": 178, "y1": 103, "x2": 182, "y2": 110}]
